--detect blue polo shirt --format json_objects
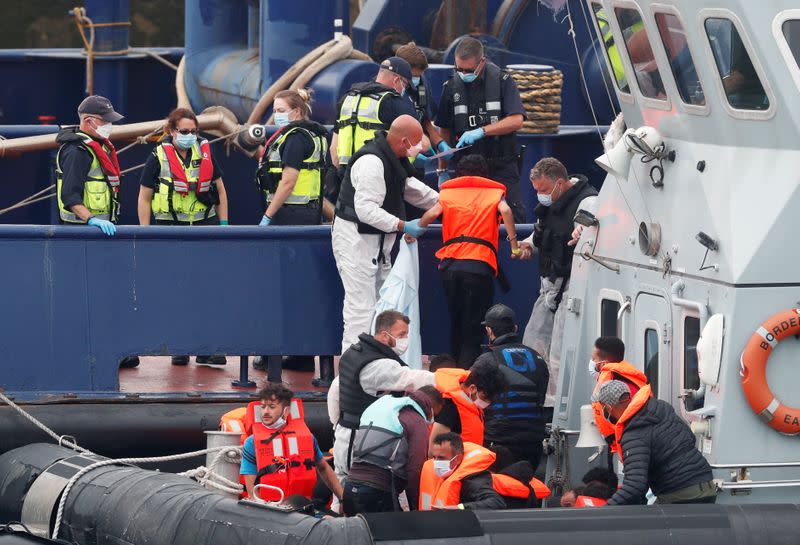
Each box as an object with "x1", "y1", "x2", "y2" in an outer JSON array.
[{"x1": 240, "y1": 434, "x2": 325, "y2": 475}]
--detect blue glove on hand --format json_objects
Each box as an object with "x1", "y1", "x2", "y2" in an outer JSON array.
[
  {"x1": 259, "y1": 215, "x2": 272, "y2": 226},
  {"x1": 436, "y1": 141, "x2": 452, "y2": 154},
  {"x1": 438, "y1": 171, "x2": 451, "y2": 188},
  {"x1": 88, "y1": 217, "x2": 116, "y2": 236},
  {"x1": 403, "y1": 218, "x2": 427, "y2": 238},
  {"x1": 456, "y1": 127, "x2": 485, "y2": 148},
  {"x1": 415, "y1": 153, "x2": 429, "y2": 165}
]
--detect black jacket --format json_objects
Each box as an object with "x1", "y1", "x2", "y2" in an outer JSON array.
[
  {"x1": 607, "y1": 398, "x2": 713, "y2": 505},
  {"x1": 460, "y1": 471, "x2": 506, "y2": 510}
]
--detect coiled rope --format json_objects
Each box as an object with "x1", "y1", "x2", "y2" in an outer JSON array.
[{"x1": 0, "y1": 391, "x2": 243, "y2": 539}]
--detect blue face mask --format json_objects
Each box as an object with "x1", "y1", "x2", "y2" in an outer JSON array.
[
  {"x1": 274, "y1": 112, "x2": 290, "y2": 127},
  {"x1": 175, "y1": 133, "x2": 197, "y2": 150},
  {"x1": 537, "y1": 193, "x2": 553, "y2": 207},
  {"x1": 458, "y1": 72, "x2": 478, "y2": 84},
  {"x1": 412, "y1": 76, "x2": 421, "y2": 88}
]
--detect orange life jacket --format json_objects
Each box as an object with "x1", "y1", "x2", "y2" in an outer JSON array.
[
  {"x1": 436, "y1": 176, "x2": 506, "y2": 275},
  {"x1": 492, "y1": 473, "x2": 551, "y2": 500},
  {"x1": 592, "y1": 361, "x2": 649, "y2": 455},
  {"x1": 220, "y1": 407, "x2": 250, "y2": 443},
  {"x1": 435, "y1": 368, "x2": 485, "y2": 445},
  {"x1": 246, "y1": 398, "x2": 317, "y2": 501},
  {"x1": 419, "y1": 442, "x2": 495, "y2": 510},
  {"x1": 612, "y1": 384, "x2": 653, "y2": 455},
  {"x1": 162, "y1": 140, "x2": 214, "y2": 194},
  {"x1": 575, "y1": 495, "x2": 608, "y2": 507}
]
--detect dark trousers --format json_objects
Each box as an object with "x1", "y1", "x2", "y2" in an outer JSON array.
[
  {"x1": 270, "y1": 201, "x2": 321, "y2": 225},
  {"x1": 343, "y1": 481, "x2": 396, "y2": 516},
  {"x1": 491, "y1": 164, "x2": 526, "y2": 224},
  {"x1": 441, "y1": 269, "x2": 495, "y2": 369},
  {"x1": 154, "y1": 216, "x2": 219, "y2": 226}
]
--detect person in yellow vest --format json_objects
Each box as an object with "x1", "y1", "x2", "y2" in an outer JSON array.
[
  {"x1": 137, "y1": 107, "x2": 229, "y2": 366},
  {"x1": 418, "y1": 154, "x2": 519, "y2": 367},
  {"x1": 253, "y1": 89, "x2": 333, "y2": 381},
  {"x1": 55, "y1": 95, "x2": 124, "y2": 236},
  {"x1": 329, "y1": 57, "x2": 426, "y2": 181},
  {"x1": 429, "y1": 360, "x2": 507, "y2": 450},
  {"x1": 55, "y1": 95, "x2": 139, "y2": 369},
  {"x1": 137, "y1": 107, "x2": 229, "y2": 227},
  {"x1": 420, "y1": 433, "x2": 550, "y2": 510}
]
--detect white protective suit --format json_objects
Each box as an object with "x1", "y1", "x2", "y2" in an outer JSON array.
[
  {"x1": 327, "y1": 359, "x2": 434, "y2": 484},
  {"x1": 332, "y1": 154, "x2": 438, "y2": 354},
  {"x1": 522, "y1": 193, "x2": 597, "y2": 407},
  {"x1": 372, "y1": 239, "x2": 422, "y2": 368}
]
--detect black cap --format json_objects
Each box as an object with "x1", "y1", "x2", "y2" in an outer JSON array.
[
  {"x1": 381, "y1": 56, "x2": 413, "y2": 81},
  {"x1": 78, "y1": 95, "x2": 124, "y2": 122},
  {"x1": 481, "y1": 304, "x2": 516, "y2": 332}
]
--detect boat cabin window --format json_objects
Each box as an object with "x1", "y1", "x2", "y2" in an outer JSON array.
[
  {"x1": 684, "y1": 316, "x2": 701, "y2": 409},
  {"x1": 655, "y1": 13, "x2": 705, "y2": 106},
  {"x1": 704, "y1": 17, "x2": 769, "y2": 110},
  {"x1": 782, "y1": 20, "x2": 800, "y2": 69},
  {"x1": 644, "y1": 327, "x2": 659, "y2": 397},
  {"x1": 590, "y1": 2, "x2": 631, "y2": 93},
  {"x1": 601, "y1": 299, "x2": 621, "y2": 337},
  {"x1": 614, "y1": 7, "x2": 667, "y2": 100}
]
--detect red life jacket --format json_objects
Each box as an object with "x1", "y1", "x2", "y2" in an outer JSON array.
[
  {"x1": 436, "y1": 176, "x2": 506, "y2": 275},
  {"x1": 161, "y1": 140, "x2": 214, "y2": 194},
  {"x1": 575, "y1": 495, "x2": 608, "y2": 507},
  {"x1": 246, "y1": 398, "x2": 317, "y2": 501},
  {"x1": 81, "y1": 136, "x2": 121, "y2": 190},
  {"x1": 592, "y1": 361, "x2": 650, "y2": 456}
]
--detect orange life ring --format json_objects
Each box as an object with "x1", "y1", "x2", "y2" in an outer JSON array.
[{"x1": 740, "y1": 308, "x2": 800, "y2": 435}]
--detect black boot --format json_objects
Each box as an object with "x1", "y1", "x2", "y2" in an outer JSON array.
[
  {"x1": 120, "y1": 356, "x2": 140, "y2": 369},
  {"x1": 196, "y1": 355, "x2": 227, "y2": 365},
  {"x1": 311, "y1": 356, "x2": 335, "y2": 388},
  {"x1": 282, "y1": 355, "x2": 316, "y2": 372},
  {"x1": 171, "y1": 355, "x2": 190, "y2": 366}
]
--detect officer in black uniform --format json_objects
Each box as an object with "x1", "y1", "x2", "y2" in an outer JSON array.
[
  {"x1": 435, "y1": 37, "x2": 527, "y2": 222},
  {"x1": 473, "y1": 304, "x2": 549, "y2": 470}
]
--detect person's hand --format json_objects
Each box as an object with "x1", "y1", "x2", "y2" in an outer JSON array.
[
  {"x1": 437, "y1": 171, "x2": 451, "y2": 188},
  {"x1": 436, "y1": 141, "x2": 452, "y2": 154},
  {"x1": 567, "y1": 225, "x2": 583, "y2": 247},
  {"x1": 403, "y1": 218, "x2": 427, "y2": 238},
  {"x1": 513, "y1": 241, "x2": 533, "y2": 260},
  {"x1": 259, "y1": 215, "x2": 272, "y2": 226},
  {"x1": 431, "y1": 504, "x2": 459, "y2": 510},
  {"x1": 456, "y1": 127, "x2": 484, "y2": 148},
  {"x1": 415, "y1": 153, "x2": 430, "y2": 165},
  {"x1": 88, "y1": 217, "x2": 116, "y2": 236},
  {"x1": 404, "y1": 233, "x2": 417, "y2": 244}
]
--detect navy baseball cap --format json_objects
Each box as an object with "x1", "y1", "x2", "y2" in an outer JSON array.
[
  {"x1": 481, "y1": 304, "x2": 517, "y2": 331},
  {"x1": 381, "y1": 56, "x2": 413, "y2": 81},
  {"x1": 78, "y1": 95, "x2": 124, "y2": 122}
]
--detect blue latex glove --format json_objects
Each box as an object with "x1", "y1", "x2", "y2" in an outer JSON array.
[
  {"x1": 438, "y1": 171, "x2": 451, "y2": 188},
  {"x1": 403, "y1": 218, "x2": 427, "y2": 237},
  {"x1": 436, "y1": 141, "x2": 452, "y2": 154},
  {"x1": 415, "y1": 153, "x2": 429, "y2": 165},
  {"x1": 456, "y1": 127, "x2": 485, "y2": 148},
  {"x1": 88, "y1": 217, "x2": 116, "y2": 236},
  {"x1": 259, "y1": 215, "x2": 272, "y2": 226}
]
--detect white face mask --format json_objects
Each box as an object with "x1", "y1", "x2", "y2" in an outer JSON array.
[
  {"x1": 474, "y1": 396, "x2": 491, "y2": 410},
  {"x1": 264, "y1": 409, "x2": 288, "y2": 430},
  {"x1": 433, "y1": 457, "x2": 456, "y2": 478},
  {"x1": 389, "y1": 333, "x2": 409, "y2": 356},
  {"x1": 406, "y1": 139, "x2": 424, "y2": 158},
  {"x1": 589, "y1": 359, "x2": 603, "y2": 379},
  {"x1": 94, "y1": 122, "x2": 113, "y2": 140}
]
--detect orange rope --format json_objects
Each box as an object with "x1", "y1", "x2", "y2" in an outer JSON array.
[{"x1": 70, "y1": 7, "x2": 132, "y2": 94}]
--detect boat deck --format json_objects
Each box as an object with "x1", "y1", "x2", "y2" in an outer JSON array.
[{"x1": 119, "y1": 356, "x2": 333, "y2": 394}]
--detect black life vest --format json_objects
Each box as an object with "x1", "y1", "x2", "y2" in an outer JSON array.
[
  {"x1": 338, "y1": 333, "x2": 408, "y2": 429},
  {"x1": 448, "y1": 62, "x2": 518, "y2": 163},
  {"x1": 483, "y1": 334, "x2": 549, "y2": 444},
  {"x1": 533, "y1": 177, "x2": 598, "y2": 280},
  {"x1": 335, "y1": 131, "x2": 414, "y2": 235}
]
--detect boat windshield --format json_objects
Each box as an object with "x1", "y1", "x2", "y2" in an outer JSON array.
[
  {"x1": 782, "y1": 19, "x2": 800, "y2": 69},
  {"x1": 655, "y1": 13, "x2": 705, "y2": 106},
  {"x1": 614, "y1": 7, "x2": 667, "y2": 100},
  {"x1": 705, "y1": 17, "x2": 769, "y2": 110}
]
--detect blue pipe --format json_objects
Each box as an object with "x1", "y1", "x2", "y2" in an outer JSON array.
[{"x1": 84, "y1": 0, "x2": 129, "y2": 111}]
